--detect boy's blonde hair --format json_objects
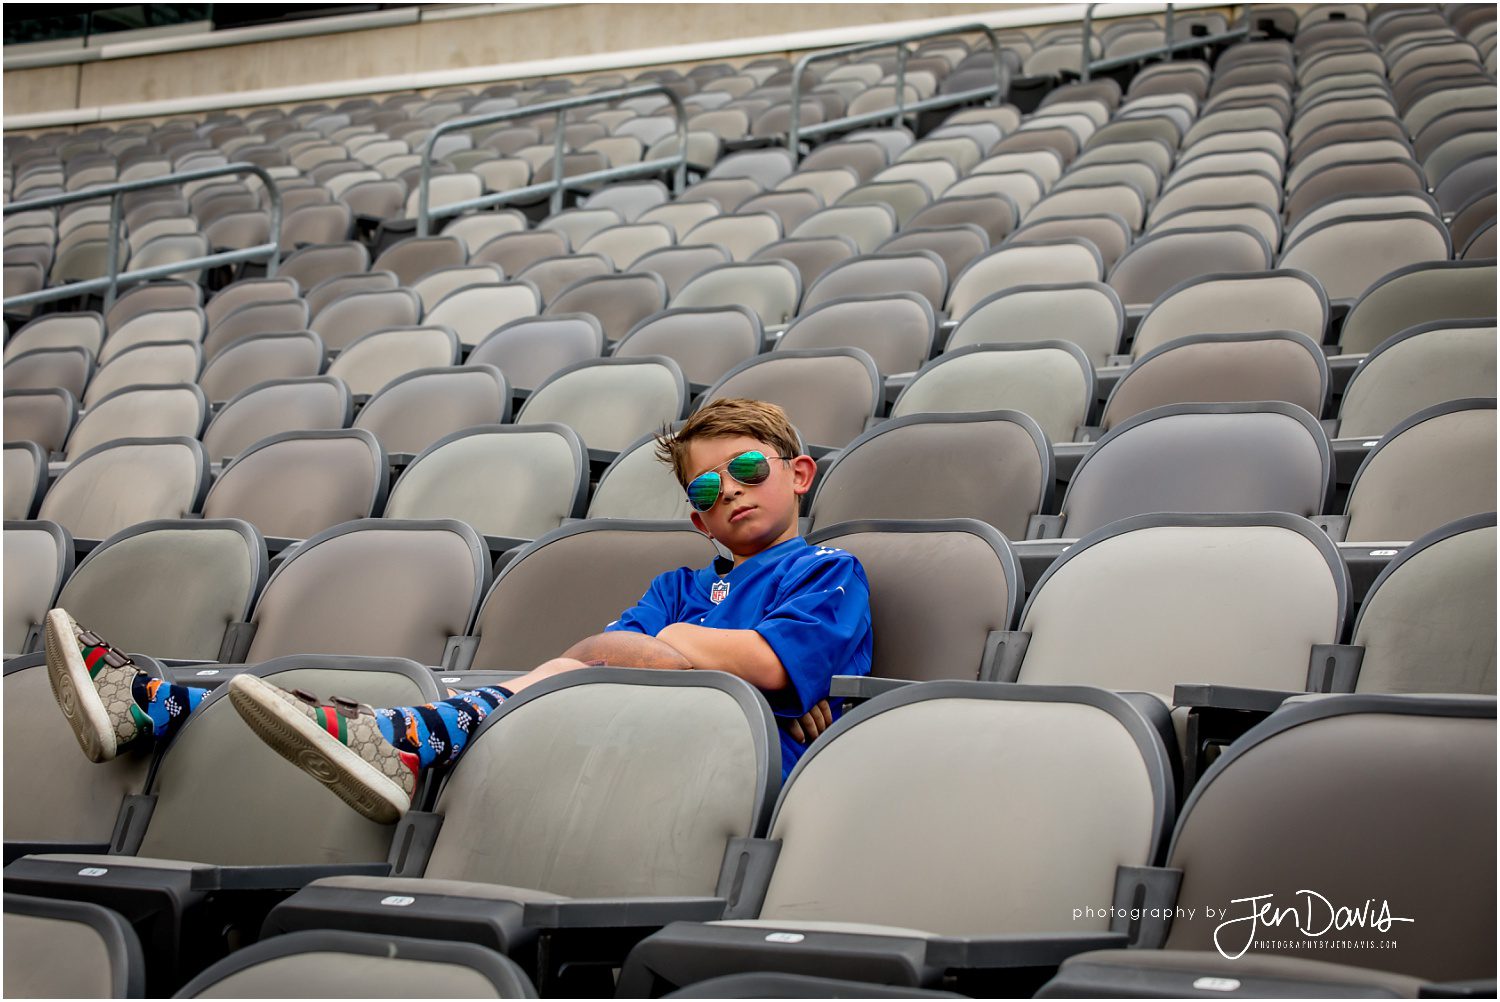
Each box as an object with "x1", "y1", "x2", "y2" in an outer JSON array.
[{"x1": 655, "y1": 398, "x2": 802, "y2": 488}]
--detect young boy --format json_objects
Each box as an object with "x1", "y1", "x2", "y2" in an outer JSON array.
[{"x1": 45, "y1": 398, "x2": 873, "y2": 824}]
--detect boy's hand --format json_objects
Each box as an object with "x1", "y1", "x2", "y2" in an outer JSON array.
[{"x1": 784, "y1": 699, "x2": 832, "y2": 744}]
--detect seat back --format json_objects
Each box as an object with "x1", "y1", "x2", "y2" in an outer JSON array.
[
  {"x1": 353, "y1": 364, "x2": 509, "y2": 456},
  {"x1": 3, "y1": 442, "x2": 49, "y2": 522},
  {"x1": 138, "y1": 657, "x2": 440, "y2": 863},
  {"x1": 196, "y1": 330, "x2": 325, "y2": 404},
  {"x1": 201, "y1": 429, "x2": 385, "y2": 542},
  {"x1": 1018, "y1": 515, "x2": 1348, "y2": 698},
  {"x1": 1338, "y1": 321, "x2": 1498, "y2": 437},
  {"x1": 2, "y1": 520, "x2": 72, "y2": 656},
  {"x1": 3, "y1": 312, "x2": 104, "y2": 363},
  {"x1": 1353, "y1": 514, "x2": 1496, "y2": 695},
  {"x1": 613, "y1": 306, "x2": 761, "y2": 388},
  {"x1": 203, "y1": 299, "x2": 310, "y2": 360},
  {"x1": 57, "y1": 519, "x2": 264, "y2": 661},
  {"x1": 3, "y1": 895, "x2": 144, "y2": 999},
  {"x1": 385, "y1": 424, "x2": 585, "y2": 541},
  {"x1": 699, "y1": 348, "x2": 880, "y2": 450},
  {"x1": 671, "y1": 261, "x2": 802, "y2": 326},
  {"x1": 1345, "y1": 400, "x2": 1498, "y2": 542},
  {"x1": 97, "y1": 306, "x2": 205, "y2": 365},
  {"x1": 1106, "y1": 226, "x2": 1273, "y2": 310},
  {"x1": 893, "y1": 342, "x2": 1095, "y2": 444},
  {"x1": 425, "y1": 668, "x2": 775, "y2": 897},
  {"x1": 38, "y1": 438, "x2": 209, "y2": 541},
  {"x1": 515, "y1": 356, "x2": 685, "y2": 454},
  {"x1": 1132, "y1": 270, "x2": 1329, "y2": 359},
  {"x1": 1339, "y1": 260, "x2": 1496, "y2": 356},
  {"x1": 4, "y1": 346, "x2": 94, "y2": 399},
  {"x1": 201, "y1": 375, "x2": 351, "y2": 462},
  {"x1": 83, "y1": 341, "x2": 203, "y2": 408},
  {"x1": 776, "y1": 294, "x2": 934, "y2": 377},
  {"x1": 371, "y1": 235, "x2": 466, "y2": 286},
  {"x1": 1062, "y1": 402, "x2": 1331, "y2": 537},
  {"x1": 947, "y1": 239, "x2": 1104, "y2": 317},
  {"x1": 1278, "y1": 212, "x2": 1452, "y2": 303},
  {"x1": 326, "y1": 325, "x2": 460, "y2": 397},
  {"x1": 1102, "y1": 331, "x2": 1328, "y2": 432},
  {"x1": 545, "y1": 272, "x2": 669, "y2": 344},
  {"x1": 246, "y1": 520, "x2": 488, "y2": 664},
  {"x1": 806, "y1": 519, "x2": 1019, "y2": 682},
  {"x1": 4, "y1": 388, "x2": 77, "y2": 454},
  {"x1": 1160, "y1": 696, "x2": 1495, "y2": 980},
  {"x1": 467, "y1": 315, "x2": 603, "y2": 393},
  {"x1": 757, "y1": 683, "x2": 1170, "y2": 934},
  {"x1": 949, "y1": 282, "x2": 1123, "y2": 366},
  {"x1": 810, "y1": 411, "x2": 1050, "y2": 539},
  {"x1": 65, "y1": 383, "x2": 207, "y2": 461},
  {"x1": 175, "y1": 930, "x2": 535, "y2": 999},
  {"x1": 587, "y1": 432, "x2": 696, "y2": 521},
  {"x1": 469, "y1": 520, "x2": 717, "y2": 669},
  {"x1": 801, "y1": 251, "x2": 947, "y2": 317}
]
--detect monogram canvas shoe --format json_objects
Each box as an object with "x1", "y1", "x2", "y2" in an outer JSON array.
[
  {"x1": 228, "y1": 673, "x2": 418, "y2": 824},
  {"x1": 44, "y1": 609, "x2": 152, "y2": 763}
]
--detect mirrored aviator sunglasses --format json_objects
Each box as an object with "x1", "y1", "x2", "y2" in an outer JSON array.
[{"x1": 686, "y1": 450, "x2": 779, "y2": 512}]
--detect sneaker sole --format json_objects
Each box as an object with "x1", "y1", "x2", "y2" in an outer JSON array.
[
  {"x1": 228, "y1": 675, "x2": 405, "y2": 825},
  {"x1": 44, "y1": 609, "x2": 116, "y2": 763}
]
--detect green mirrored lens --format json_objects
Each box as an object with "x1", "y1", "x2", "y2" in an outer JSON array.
[
  {"x1": 726, "y1": 451, "x2": 770, "y2": 485},
  {"x1": 686, "y1": 471, "x2": 721, "y2": 511}
]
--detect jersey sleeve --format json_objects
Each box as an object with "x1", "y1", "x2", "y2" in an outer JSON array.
[
  {"x1": 752, "y1": 549, "x2": 872, "y2": 717},
  {"x1": 603, "y1": 568, "x2": 687, "y2": 637}
]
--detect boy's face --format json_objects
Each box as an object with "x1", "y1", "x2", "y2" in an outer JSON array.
[{"x1": 685, "y1": 434, "x2": 816, "y2": 560}]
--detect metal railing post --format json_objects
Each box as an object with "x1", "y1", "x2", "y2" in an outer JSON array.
[
  {"x1": 894, "y1": 42, "x2": 909, "y2": 128},
  {"x1": 414, "y1": 84, "x2": 689, "y2": 237},
  {"x1": 1164, "y1": 3, "x2": 1176, "y2": 62},
  {"x1": 1082, "y1": 4, "x2": 1098, "y2": 81},
  {"x1": 2, "y1": 161, "x2": 283, "y2": 312}
]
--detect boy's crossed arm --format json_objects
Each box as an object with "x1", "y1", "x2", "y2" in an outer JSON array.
[{"x1": 561, "y1": 630, "x2": 832, "y2": 743}]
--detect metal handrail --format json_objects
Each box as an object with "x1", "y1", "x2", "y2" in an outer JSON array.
[
  {"x1": 2, "y1": 161, "x2": 282, "y2": 312},
  {"x1": 788, "y1": 22, "x2": 1010, "y2": 163},
  {"x1": 416, "y1": 83, "x2": 689, "y2": 237},
  {"x1": 1081, "y1": 4, "x2": 1254, "y2": 81}
]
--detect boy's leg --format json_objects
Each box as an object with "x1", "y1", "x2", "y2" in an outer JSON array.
[
  {"x1": 44, "y1": 609, "x2": 211, "y2": 763},
  {"x1": 228, "y1": 656, "x2": 596, "y2": 824}
]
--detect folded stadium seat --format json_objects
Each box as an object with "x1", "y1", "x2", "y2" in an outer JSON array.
[
  {"x1": 195, "y1": 329, "x2": 325, "y2": 406},
  {"x1": 776, "y1": 294, "x2": 934, "y2": 379},
  {"x1": 308, "y1": 286, "x2": 423, "y2": 354},
  {"x1": 95, "y1": 306, "x2": 206, "y2": 366},
  {"x1": 893, "y1": 341, "x2": 1095, "y2": 445},
  {"x1": 1041, "y1": 402, "x2": 1332, "y2": 541},
  {"x1": 104, "y1": 280, "x2": 201, "y2": 334},
  {"x1": 512, "y1": 251, "x2": 614, "y2": 307},
  {"x1": 735, "y1": 191, "x2": 824, "y2": 236},
  {"x1": 383, "y1": 423, "x2": 586, "y2": 549},
  {"x1": 900, "y1": 135, "x2": 989, "y2": 172},
  {"x1": 1462, "y1": 220, "x2": 1496, "y2": 260},
  {"x1": 707, "y1": 147, "x2": 796, "y2": 189},
  {"x1": 1282, "y1": 161, "x2": 1432, "y2": 233},
  {"x1": 746, "y1": 234, "x2": 854, "y2": 293},
  {"x1": 1074, "y1": 136, "x2": 1174, "y2": 179},
  {"x1": 787, "y1": 203, "x2": 897, "y2": 255},
  {"x1": 1008, "y1": 211, "x2": 1132, "y2": 271},
  {"x1": 201, "y1": 277, "x2": 299, "y2": 330},
  {"x1": 1335, "y1": 320, "x2": 1497, "y2": 439},
  {"x1": 581, "y1": 181, "x2": 671, "y2": 224},
  {"x1": 613, "y1": 305, "x2": 761, "y2": 390},
  {"x1": 51, "y1": 518, "x2": 264, "y2": 661},
  {"x1": 619, "y1": 680, "x2": 1171, "y2": 997},
  {"x1": 1338, "y1": 259, "x2": 1496, "y2": 358},
  {"x1": 349, "y1": 361, "x2": 510, "y2": 458},
  {"x1": 538, "y1": 207, "x2": 624, "y2": 249},
  {"x1": 585, "y1": 431, "x2": 696, "y2": 521},
  {"x1": 1108, "y1": 226, "x2": 1276, "y2": 314},
  {"x1": 263, "y1": 667, "x2": 775, "y2": 994},
  {"x1": 201, "y1": 298, "x2": 311, "y2": 361},
  {"x1": 337, "y1": 178, "x2": 407, "y2": 221},
  {"x1": 1432, "y1": 150, "x2": 1496, "y2": 216},
  {"x1": 3, "y1": 312, "x2": 105, "y2": 363},
  {"x1": 1402, "y1": 83, "x2": 1496, "y2": 139},
  {"x1": 303, "y1": 270, "x2": 399, "y2": 316},
  {"x1": 1086, "y1": 116, "x2": 1183, "y2": 155},
  {"x1": 1342, "y1": 399, "x2": 1497, "y2": 544},
  {"x1": 946, "y1": 239, "x2": 1105, "y2": 320},
  {"x1": 836, "y1": 179, "x2": 936, "y2": 229},
  {"x1": 544, "y1": 271, "x2": 669, "y2": 345},
  {"x1": 3, "y1": 442, "x2": 50, "y2": 521},
  {"x1": 176, "y1": 929, "x2": 536, "y2": 998},
  {"x1": 278, "y1": 201, "x2": 353, "y2": 251},
  {"x1": 1165, "y1": 149, "x2": 1284, "y2": 191},
  {"x1": 5, "y1": 655, "x2": 444, "y2": 995},
  {"x1": 38, "y1": 436, "x2": 208, "y2": 543},
  {"x1": 1101, "y1": 331, "x2": 1329, "y2": 434},
  {"x1": 1130, "y1": 269, "x2": 1329, "y2": 361},
  {"x1": 200, "y1": 375, "x2": 351, "y2": 465},
  {"x1": 678, "y1": 212, "x2": 782, "y2": 263},
  {"x1": 513, "y1": 354, "x2": 686, "y2": 460},
  {"x1": 798, "y1": 250, "x2": 946, "y2": 318},
  {"x1": 941, "y1": 169, "x2": 1044, "y2": 216},
  {"x1": 1286, "y1": 137, "x2": 1417, "y2": 193},
  {"x1": 794, "y1": 142, "x2": 887, "y2": 185},
  {"x1": 83, "y1": 342, "x2": 203, "y2": 409},
  {"x1": 1277, "y1": 189, "x2": 1440, "y2": 246},
  {"x1": 324, "y1": 324, "x2": 460, "y2": 397},
  {"x1": 699, "y1": 348, "x2": 880, "y2": 453},
  {"x1": 904, "y1": 194, "x2": 1016, "y2": 247},
  {"x1": 1145, "y1": 172, "x2": 1283, "y2": 228},
  {"x1": 2, "y1": 518, "x2": 71, "y2": 656},
  {"x1": 4, "y1": 345, "x2": 94, "y2": 399},
  {"x1": 464, "y1": 314, "x2": 601, "y2": 395},
  {"x1": 948, "y1": 282, "x2": 1123, "y2": 367},
  {"x1": 577, "y1": 221, "x2": 675, "y2": 270},
  {"x1": 874, "y1": 224, "x2": 988, "y2": 292},
  {"x1": 3, "y1": 387, "x2": 78, "y2": 453},
  {"x1": 4, "y1": 895, "x2": 144, "y2": 999},
  {"x1": 671, "y1": 260, "x2": 802, "y2": 327},
  {"x1": 439, "y1": 211, "x2": 528, "y2": 255},
  {"x1": 272, "y1": 242, "x2": 368, "y2": 296},
  {"x1": 415, "y1": 285, "x2": 541, "y2": 356},
  {"x1": 808, "y1": 409, "x2": 1051, "y2": 541},
  {"x1": 1037, "y1": 694, "x2": 1495, "y2": 999},
  {"x1": 61, "y1": 383, "x2": 207, "y2": 463},
  {"x1": 678, "y1": 179, "x2": 763, "y2": 217},
  {"x1": 1278, "y1": 212, "x2": 1452, "y2": 305},
  {"x1": 3, "y1": 260, "x2": 46, "y2": 311}
]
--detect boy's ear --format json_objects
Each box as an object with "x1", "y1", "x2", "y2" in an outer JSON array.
[
  {"x1": 790, "y1": 454, "x2": 818, "y2": 495},
  {"x1": 689, "y1": 510, "x2": 713, "y2": 539}
]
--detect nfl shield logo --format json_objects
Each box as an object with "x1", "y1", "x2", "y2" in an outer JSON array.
[{"x1": 710, "y1": 580, "x2": 731, "y2": 604}]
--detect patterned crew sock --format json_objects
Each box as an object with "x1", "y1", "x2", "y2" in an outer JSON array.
[
  {"x1": 130, "y1": 674, "x2": 211, "y2": 744},
  {"x1": 373, "y1": 686, "x2": 512, "y2": 769}
]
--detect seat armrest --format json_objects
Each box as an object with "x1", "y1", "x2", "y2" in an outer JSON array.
[
  {"x1": 2, "y1": 840, "x2": 110, "y2": 867},
  {"x1": 205, "y1": 861, "x2": 390, "y2": 891},
  {"x1": 1172, "y1": 684, "x2": 1300, "y2": 715},
  {"x1": 829, "y1": 675, "x2": 913, "y2": 702},
  {"x1": 522, "y1": 896, "x2": 727, "y2": 929},
  {"x1": 926, "y1": 931, "x2": 1131, "y2": 970}
]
